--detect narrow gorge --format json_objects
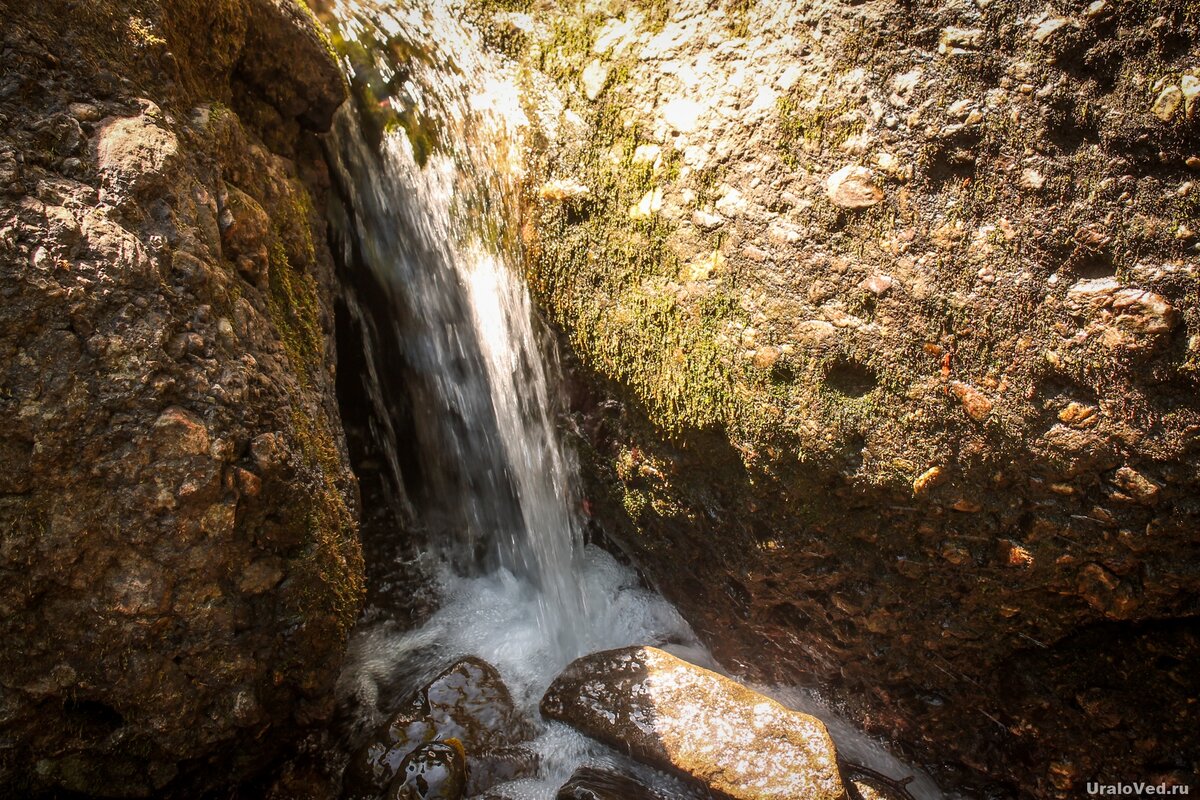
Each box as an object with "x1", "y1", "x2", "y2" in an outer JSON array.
[{"x1": 0, "y1": 1, "x2": 1197, "y2": 799}]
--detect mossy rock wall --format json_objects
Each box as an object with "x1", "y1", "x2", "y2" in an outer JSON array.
[
  {"x1": 481, "y1": 1, "x2": 1200, "y2": 796},
  {"x1": 0, "y1": 0, "x2": 361, "y2": 795}
]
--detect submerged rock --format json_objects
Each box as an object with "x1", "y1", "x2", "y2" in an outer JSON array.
[
  {"x1": 554, "y1": 766, "x2": 665, "y2": 800},
  {"x1": 541, "y1": 646, "x2": 846, "y2": 800},
  {"x1": 344, "y1": 657, "x2": 534, "y2": 800}
]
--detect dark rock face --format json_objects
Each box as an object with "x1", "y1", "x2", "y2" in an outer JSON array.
[
  {"x1": 344, "y1": 657, "x2": 535, "y2": 800},
  {"x1": 541, "y1": 646, "x2": 846, "y2": 800},
  {"x1": 493, "y1": 1, "x2": 1200, "y2": 795},
  {"x1": 0, "y1": 0, "x2": 361, "y2": 795}
]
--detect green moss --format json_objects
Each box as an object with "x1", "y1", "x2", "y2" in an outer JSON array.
[
  {"x1": 286, "y1": 407, "x2": 363, "y2": 642},
  {"x1": 776, "y1": 91, "x2": 863, "y2": 167},
  {"x1": 725, "y1": 0, "x2": 755, "y2": 38},
  {"x1": 267, "y1": 239, "x2": 323, "y2": 387}
]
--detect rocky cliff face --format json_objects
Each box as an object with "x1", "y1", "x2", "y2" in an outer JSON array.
[
  {"x1": 488, "y1": 0, "x2": 1199, "y2": 795},
  {"x1": 0, "y1": 0, "x2": 361, "y2": 795}
]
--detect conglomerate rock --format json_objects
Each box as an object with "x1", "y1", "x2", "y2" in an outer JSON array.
[
  {"x1": 461, "y1": 0, "x2": 1200, "y2": 796},
  {"x1": 0, "y1": 0, "x2": 361, "y2": 795}
]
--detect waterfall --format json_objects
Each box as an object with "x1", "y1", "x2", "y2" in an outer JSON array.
[{"x1": 324, "y1": 1, "x2": 591, "y2": 656}]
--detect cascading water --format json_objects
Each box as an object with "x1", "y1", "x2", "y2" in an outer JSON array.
[{"x1": 317, "y1": 2, "x2": 945, "y2": 798}]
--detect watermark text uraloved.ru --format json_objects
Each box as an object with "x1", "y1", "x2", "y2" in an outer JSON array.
[{"x1": 1087, "y1": 783, "x2": 1190, "y2": 796}]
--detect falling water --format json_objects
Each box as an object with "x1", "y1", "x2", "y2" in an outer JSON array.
[
  {"x1": 317, "y1": 2, "x2": 945, "y2": 798},
  {"x1": 323, "y1": 0, "x2": 589, "y2": 655}
]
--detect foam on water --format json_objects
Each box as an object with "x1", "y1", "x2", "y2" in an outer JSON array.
[{"x1": 337, "y1": 544, "x2": 706, "y2": 798}]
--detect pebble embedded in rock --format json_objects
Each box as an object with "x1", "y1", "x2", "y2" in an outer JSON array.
[
  {"x1": 539, "y1": 178, "x2": 590, "y2": 201},
  {"x1": 581, "y1": 60, "x2": 609, "y2": 101},
  {"x1": 949, "y1": 381, "x2": 994, "y2": 421},
  {"x1": 859, "y1": 274, "x2": 894, "y2": 296},
  {"x1": 912, "y1": 466, "x2": 945, "y2": 496},
  {"x1": 1151, "y1": 85, "x2": 1183, "y2": 122},
  {"x1": 826, "y1": 165, "x2": 883, "y2": 209},
  {"x1": 1183, "y1": 75, "x2": 1199, "y2": 119},
  {"x1": 541, "y1": 646, "x2": 846, "y2": 800},
  {"x1": 1019, "y1": 168, "x2": 1045, "y2": 190}
]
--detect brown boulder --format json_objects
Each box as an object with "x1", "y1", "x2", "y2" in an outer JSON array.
[{"x1": 541, "y1": 647, "x2": 846, "y2": 800}]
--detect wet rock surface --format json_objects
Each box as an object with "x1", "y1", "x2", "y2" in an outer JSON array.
[
  {"x1": 385, "y1": 741, "x2": 468, "y2": 800},
  {"x1": 344, "y1": 657, "x2": 536, "y2": 800},
  {"x1": 474, "y1": 0, "x2": 1200, "y2": 794},
  {"x1": 0, "y1": 0, "x2": 360, "y2": 795},
  {"x1": 554, "y1": 766, "x2": 671, "y2": 800},
  {"x1": 541, "y1": 646, "x2": 846, "y2": 800}
]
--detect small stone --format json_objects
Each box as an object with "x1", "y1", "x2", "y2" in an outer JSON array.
[
  {"x1": 1151, "y1": 85, "x2": 1183, "y2": 122},
  {"x1": 345, "y1": 658, "x2": 530, "y2": 799},
  {"x1": 1078, "y1": 563, "x2": 1138, "y2": 619},
  {"x1": 238, "y1": 559, "x2": 284, "y2": 595},
  {"x1": 859, "y1": 274, "x2": 894, "y2": 296},
  {"x1": 153, "y1": 407, "x2": 210, "y2": 457},
  {"x1": 941, "y1": 543, "x2": 972, "y2": 566},
  {"x1": 1032, "y1": 17, "x2": 1070, "y2": 43},
  {"x1": 1111, "y1": 287, "x2": 1177, "y2": 336},
  {"x1": 580, "y1": 60, "x2": 609, "y2": 101},
  {"x1": 951, "y1": 499, "x2": 983, "y2": 513},
  {"x1": 752, "y1": 346, "x2": 780, "y2": 369},
  {"x1": 628, "y1": 187, "x2": 663, "y2": 220},
  {"x1": 1002, "y1": 541, "x2": 1034, "y2": 567},
  {"x1": 538, "y1": 178, "x2": 590, "y2": 201},
  {"x1": 691, "y1": 209, "x2": 724, "y2": 230},
  {"x1": 631, "y1": 144, "x2": 661, "y2": 165},
  {"x1": 826, "y1": 165, "x2": 883, "y2": 209},
  {"x1": 94, "y1": 107, "x2": 180, "y2": 197},
  {"x1": 235, "y1": 467, "x2": 261, "y2": 497},
  {"x1": 950, "y1": 381, "x2": 994, "y2": 421},
  {"x1": 714, "y1": 187, "x2": 747, "y2": 216},
  {"x1": 1058, "y1": 402, "x2": 1099, "y2": 428},
  {"x1": 1181, "y1": 74, "x2": 1199, "y2": 119},
  {"x1": 1112, "y1": 466, "x2": 1161, "y2": 506},
  {"x1": 913, "y1": 466, "x2": 945, "y2": 496},
  {"x1": 660, "y1": 97, "x2": 705, "y2": 133},
  {"x1": 67, "y1": 102, "x2": 102, "y2": 123},
  {"x1": 1073, "y1": 224, "x2": 1111, "y2": 251},
  {"x1": 938, "y1": 27, "x2": 982, "y2": 55},
  {"x1": 1084, "y1": 0, "x2": 1109, "y2": 17},
  {"x1": 250, "y1": 432, "x2": 287, "y2": 471},
  {"x1": 1019, "y1": 168, "x2": 1045, "y2": 190}
]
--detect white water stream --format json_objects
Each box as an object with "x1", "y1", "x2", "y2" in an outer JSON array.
[{"x1": 320, "y1": 2, "x2": 946, "y2": 798}]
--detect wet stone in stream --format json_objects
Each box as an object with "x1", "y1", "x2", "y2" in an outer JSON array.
[
  {"x1": 554, "y1": 766, "x2": 672, "y2": 800},
  {"x1": 541, "y1": 647, "x2": 847, "y2": 800},
  {"x1": 386, "y1": 741, "x2": 468, "y2": 800},
  {"x1": 344, "y1": 657, "x2": 536, "y2": 800}
]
